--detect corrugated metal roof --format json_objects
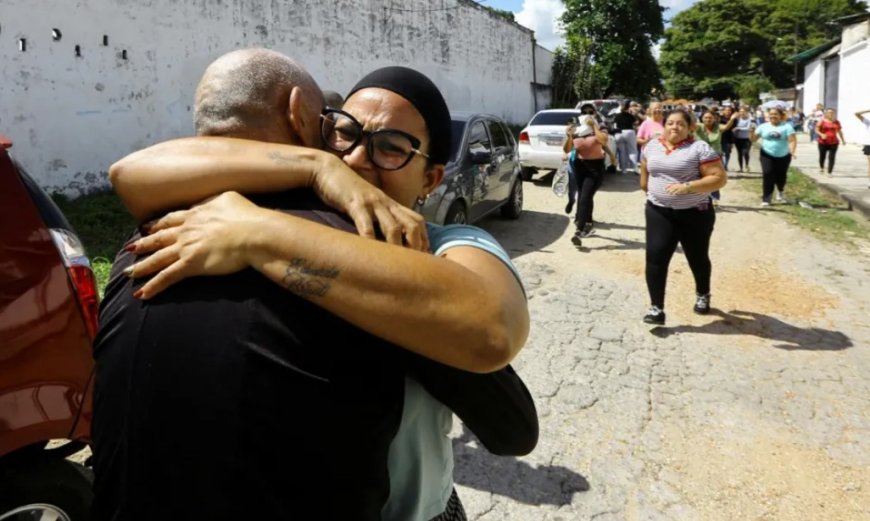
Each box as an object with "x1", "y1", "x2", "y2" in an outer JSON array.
[{"x1": 786, "y1": 40, "x2": 840, "y2": 63}]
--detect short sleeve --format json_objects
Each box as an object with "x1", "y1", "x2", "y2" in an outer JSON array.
[
  {"x1": 783, "y1": 124, "x2": 796, "y2": 138},
  {"x1": 426, "y1": 223, "x2": 524, "y2": 295},
  {"x1": 694, "y1": 140, "x2": 720, "y2": 164}
]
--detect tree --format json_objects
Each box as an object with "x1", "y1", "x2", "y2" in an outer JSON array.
[
  {"x1": 551, "y1": 34, "x2": 601, "y2": 106},
  {"x1": 659, "y1": 0, "x2": 868, "y2": 100},
  {"x1": 560, "y1": 0, "x2": 665, "y2": 99}
]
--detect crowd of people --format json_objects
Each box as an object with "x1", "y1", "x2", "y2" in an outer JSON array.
[{"x1": 558, "y1": 97, "x2": 868, "y2": 325}]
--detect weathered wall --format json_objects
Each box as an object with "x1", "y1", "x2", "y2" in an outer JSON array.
[
  {"x1": 801, "y1": 58, "x2": 823, "y2": 116},
  {"x1": 838, "y1": 38, "x2": 869, "y2": 140},
  {"x1": 0, "y1": 0, "x2": 552, "y2": 194},
  {"x1": 532, "y1": 43, "x2": 553, "y2": 113}
]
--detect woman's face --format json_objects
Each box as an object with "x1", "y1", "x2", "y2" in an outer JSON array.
[
  {"x1": 664, "y1": 113, "x2": 692, "y2": 143},
  {"x1": 767, "y1": 109, "x2": 782, "y2": 125},
  {"x1": 702, "y1": 113, "x2": 716, "y2": 128},
  {"x1": 722, "y1": 107, "x2": 734, "y2": 118},
  {"x1": 336, "y1": 88, "x2": 443, "y2": 209},
  {"x1": 739, "y1": 107, "x2": 748, "y2": 118},
  {"x1": 650, "y1": 103, "x2": 664, "y2": 120},
  {"x1": 825, "y1": 109, "x2": 836, "y2": 120}
]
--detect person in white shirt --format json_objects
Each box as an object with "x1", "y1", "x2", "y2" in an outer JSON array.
[{"x1": 856, "y1": 108, "x2": 870, "y2": 188}]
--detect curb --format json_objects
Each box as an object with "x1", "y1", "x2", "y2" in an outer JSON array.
[{"x1": 792, "y1": 166, "x2": 870, "y2": 220}]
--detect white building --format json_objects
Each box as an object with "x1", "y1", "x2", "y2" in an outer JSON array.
[
  {"x1": 796, "y1": 13, "x2": 870, "y2": 140},
  {"x1": 0, "y1": 0, "x2": 553, "y2": 194}
]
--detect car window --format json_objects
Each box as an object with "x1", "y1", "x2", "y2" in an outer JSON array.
[
  {"x1": 487, "y1": 120, "x2": 508, "y2": 149},
  {"x1": 529, "y1": 111, "x2": 580, "y2": 126},
  {"x1": 449, "y1": 119, "x2": 466, "y2": 163},
  {"x1": 467, "y1": 121, "x2": 491, "y2": 155}
]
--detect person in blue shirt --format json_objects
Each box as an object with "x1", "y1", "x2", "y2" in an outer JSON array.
[
  {"x1": 109, "y1": 60, "x2": 535, "y2": 521},
  {"x1": 751, "y1": 108, "x2": 797, "y2": 207}
]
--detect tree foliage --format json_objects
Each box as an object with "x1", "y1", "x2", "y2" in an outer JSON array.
[
  {"x1": 558, "y1": 0, "x2": 665, "y2": 99},
  {"x1": 659, "y1": 0, "x2": 867, "y2": 100}
]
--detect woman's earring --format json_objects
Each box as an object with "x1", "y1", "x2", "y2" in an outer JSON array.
[{"x1": 415, "y1": 194, "x2": 430, "y2": 207}]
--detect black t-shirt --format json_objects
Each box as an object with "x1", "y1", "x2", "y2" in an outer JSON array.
[
  {"x1": 91, "y1": 191, "x2": 405, "y2": 520},
  {"x1": 613, "y1": 111, "x2": 638, "y2": 131}
]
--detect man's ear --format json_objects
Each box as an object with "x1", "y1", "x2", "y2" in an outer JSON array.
[{"x1": 287, "y1": 86, "x2": 321, "y2": 148}]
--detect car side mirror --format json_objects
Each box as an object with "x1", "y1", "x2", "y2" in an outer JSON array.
[{"x1": 469, "y1": 150, "x2": 492, "y2": 164}]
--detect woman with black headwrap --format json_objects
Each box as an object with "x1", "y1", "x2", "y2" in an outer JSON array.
[{"x1": 109, "y1": 65, "x2": 536, "y2": 521}]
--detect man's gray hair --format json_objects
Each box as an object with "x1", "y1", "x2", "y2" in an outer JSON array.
[{"x1": 194, "y1": 48, "x2": 320, "y2": 136}]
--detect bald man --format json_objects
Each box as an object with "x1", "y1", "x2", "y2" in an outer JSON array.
[
  {"x1": 92, "y1": 49, "x2": 536, "y2": 521},
  {"x1": 91, "y1": 49, "x2": 405, "y2": 520}
]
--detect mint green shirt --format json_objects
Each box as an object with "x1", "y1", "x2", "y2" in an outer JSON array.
[{"x1": 381, "y1": 224, "x2": 523, "y2": 521}]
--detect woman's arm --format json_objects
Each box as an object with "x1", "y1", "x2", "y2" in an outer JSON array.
[
  {"x1": 750, "y1": 127, "x2": 760, "y2": 142},
  {"x1": 719, "y1": 114, "x2": 738, "y2": 131},
  {"x1": 789, "y1": 133, "x2": 798, "y2": 158},
  {"x1": 109, "y1": 137, "x2": 326, "y2": 221},
  {"x1": 665, "y1": 160, "x2": 727, "y2": 195},
  {"x1": 126, "y1": 192, "x2": 530, "y2": 373},
  {"x1": 838, "y1": 127, "x2": 846, "y2": 145},
  {"x1": 639, "y1": 159, "x2": 649, "y2": 192},
  {"x1": 110, "y1": 137, "x2": 428, "y2": 249}
]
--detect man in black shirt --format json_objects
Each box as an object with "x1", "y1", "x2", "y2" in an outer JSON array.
[{"x1": 91, "y1": 49, "x2": 536, "y2": 520}]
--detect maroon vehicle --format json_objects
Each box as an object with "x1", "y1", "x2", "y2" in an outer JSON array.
[{"x1": 0, "y1": 134, "x2": 97, "y2": 520}]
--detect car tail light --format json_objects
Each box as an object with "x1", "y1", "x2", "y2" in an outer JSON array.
[
  {"x1": 0, "y1": 134, "x2": 11, "y2": 150},
  {"x1": 519, "y1": 131, "x2": 529, "y2": 144},
  {"x1": 50, "y1": 229, "x2": 100, "y2": 340}
]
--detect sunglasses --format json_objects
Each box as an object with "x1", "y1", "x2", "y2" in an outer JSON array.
[{"x1": 320, "y1": 108, "x2": 430, "y2": 171}]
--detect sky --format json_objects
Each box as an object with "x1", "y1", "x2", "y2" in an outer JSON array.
[{"x1": 483, "y1": 0, "x2": 698, "y2": 51}]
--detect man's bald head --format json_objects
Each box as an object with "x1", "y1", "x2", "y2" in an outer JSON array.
[{"x1": 194, "y1": 49, "x2": 324, "y2": 146}]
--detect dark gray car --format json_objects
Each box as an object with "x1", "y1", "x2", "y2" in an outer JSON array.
[{"x1": 421, "y1": 113, "x2": 523, "y2": 225}]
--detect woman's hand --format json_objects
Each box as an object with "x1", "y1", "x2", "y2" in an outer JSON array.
[
  {"x1": 665, "y1": 183, "x2": 692, "y2": 195},
  {"x1": 124, "y1": 192, "x2": 269, "y2": 299},
  {"x1": 310, "y1": 154, "x2": 429, "y2": 251}
]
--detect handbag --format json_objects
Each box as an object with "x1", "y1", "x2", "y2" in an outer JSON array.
[{"x1": 552, "y1": 160, "x2": 569, "y2": 197}]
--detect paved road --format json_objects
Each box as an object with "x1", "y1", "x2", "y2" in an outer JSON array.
[{"x1": 453, "y1": 172, "x2": 870, "y2": 520}]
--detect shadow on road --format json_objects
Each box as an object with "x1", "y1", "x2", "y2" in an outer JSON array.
[
  {"x1": 452, "y1": 425, "x2": 590, "y2": 506},
  {"x1": 478, "y1": 210, "x2": 571, "y2": 259},
  {"x1": 650, "y1": 309, "x2": 852, "y2": 351}
]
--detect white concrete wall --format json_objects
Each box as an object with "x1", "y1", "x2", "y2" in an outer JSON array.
[
  {"x1": 802, "y1": 58, "x2": 824, "y2": 116},
  {"x1": 0, "y1": 0, "x2": 552, "y2": 194},
  {"x1": 838, "y1": 39, "x2": 870, "y2": 140}
]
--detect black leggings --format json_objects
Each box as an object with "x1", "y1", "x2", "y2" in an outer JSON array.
[
  {"x1": 759, "y1": 149, "x2": 791, "y2": 202},
  {"x1": 818, "y1": 143, "x2": 839, "y2": 173},
  {"x1": 570, "y1": 157, "x2": 604, "y2": 230},
  {"x1": 733, "y1": 138, "x2": 751, "y2": 169},
  {"x1": 721, "y1": 138, "x2": 733, "y2": 168},
  {"x1": 645, "y1": 201, "x2": 716, "y2": 309}
]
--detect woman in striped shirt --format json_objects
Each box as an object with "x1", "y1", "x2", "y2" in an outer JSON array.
[{"x1": 639, "y1": 109, "x2": 728, "y2": 325}]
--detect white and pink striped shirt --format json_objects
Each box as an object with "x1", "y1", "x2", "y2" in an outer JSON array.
[{"x1": 643, "y1": 137, "x2": 720, "y2": 209}]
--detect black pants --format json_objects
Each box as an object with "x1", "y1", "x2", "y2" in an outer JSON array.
[
  {"x1": 733, "y1": 138, "x2": 751, "y2": 169},
  {"x1": 818, "y1": 143, "x2": 839, "y2": 173},
  {"x1": 645, "y1": 201, "x2": 715, "y2": 309},
  {"x1": 721, "y1": 137, "x2": 733, "y2": 168},
  {"x1": 759, "y1": 149, "x2": 791, "y2": 202},
  {"x1": 570, "y1": 157, "x2": 604, "y2": 231}
]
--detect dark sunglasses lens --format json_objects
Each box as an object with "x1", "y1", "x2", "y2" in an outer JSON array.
[
  {"x1": 370, "y1": 132, "x2": 414, "y2": 170},
  {"x1": 322, "y1": 112, "x2": 359, "y2": 152}
]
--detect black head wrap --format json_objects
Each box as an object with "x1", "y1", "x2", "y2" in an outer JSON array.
[{"x1": 347, "y1": 66, "x2": 451, "y2": 165}]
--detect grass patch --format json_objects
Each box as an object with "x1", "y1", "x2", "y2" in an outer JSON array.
[
  {"x1": 736, "y1": 167, "x2": 870, "y2": 245},
  {"x1": 52, "y1": 190, "x2": 136, "y2": 293}
]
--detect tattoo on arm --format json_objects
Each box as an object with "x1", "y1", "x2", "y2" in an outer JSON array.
[
  {"x1": 280, "y1": 257, "x2": 340, "y2": 298},
  {"x1": 268, "y1": 151, "x2": 297, "y2": 166}
]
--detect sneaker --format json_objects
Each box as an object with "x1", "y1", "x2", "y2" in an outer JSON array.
[
  {"x1": 570, "y1": 233, "x2": 582, "y2": 247},
  {"x1": 693, "y1": 293, "x2": 711, "y2": 315},
  {"x1": 643, "y1": 306, "x2": 666, "y2": 325},
  {"x1": 579, "y1": 227, "x2": 596, "y2": 238},
  {"x1": 760, "y1": 201, "x2": 771, "y2": 208},
  {"x1": 775, "y1": 191, "x2": 784, "y2": 203},
  {"x1": 565, "y1": 200, "x2": 575, "y2": 214}
]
